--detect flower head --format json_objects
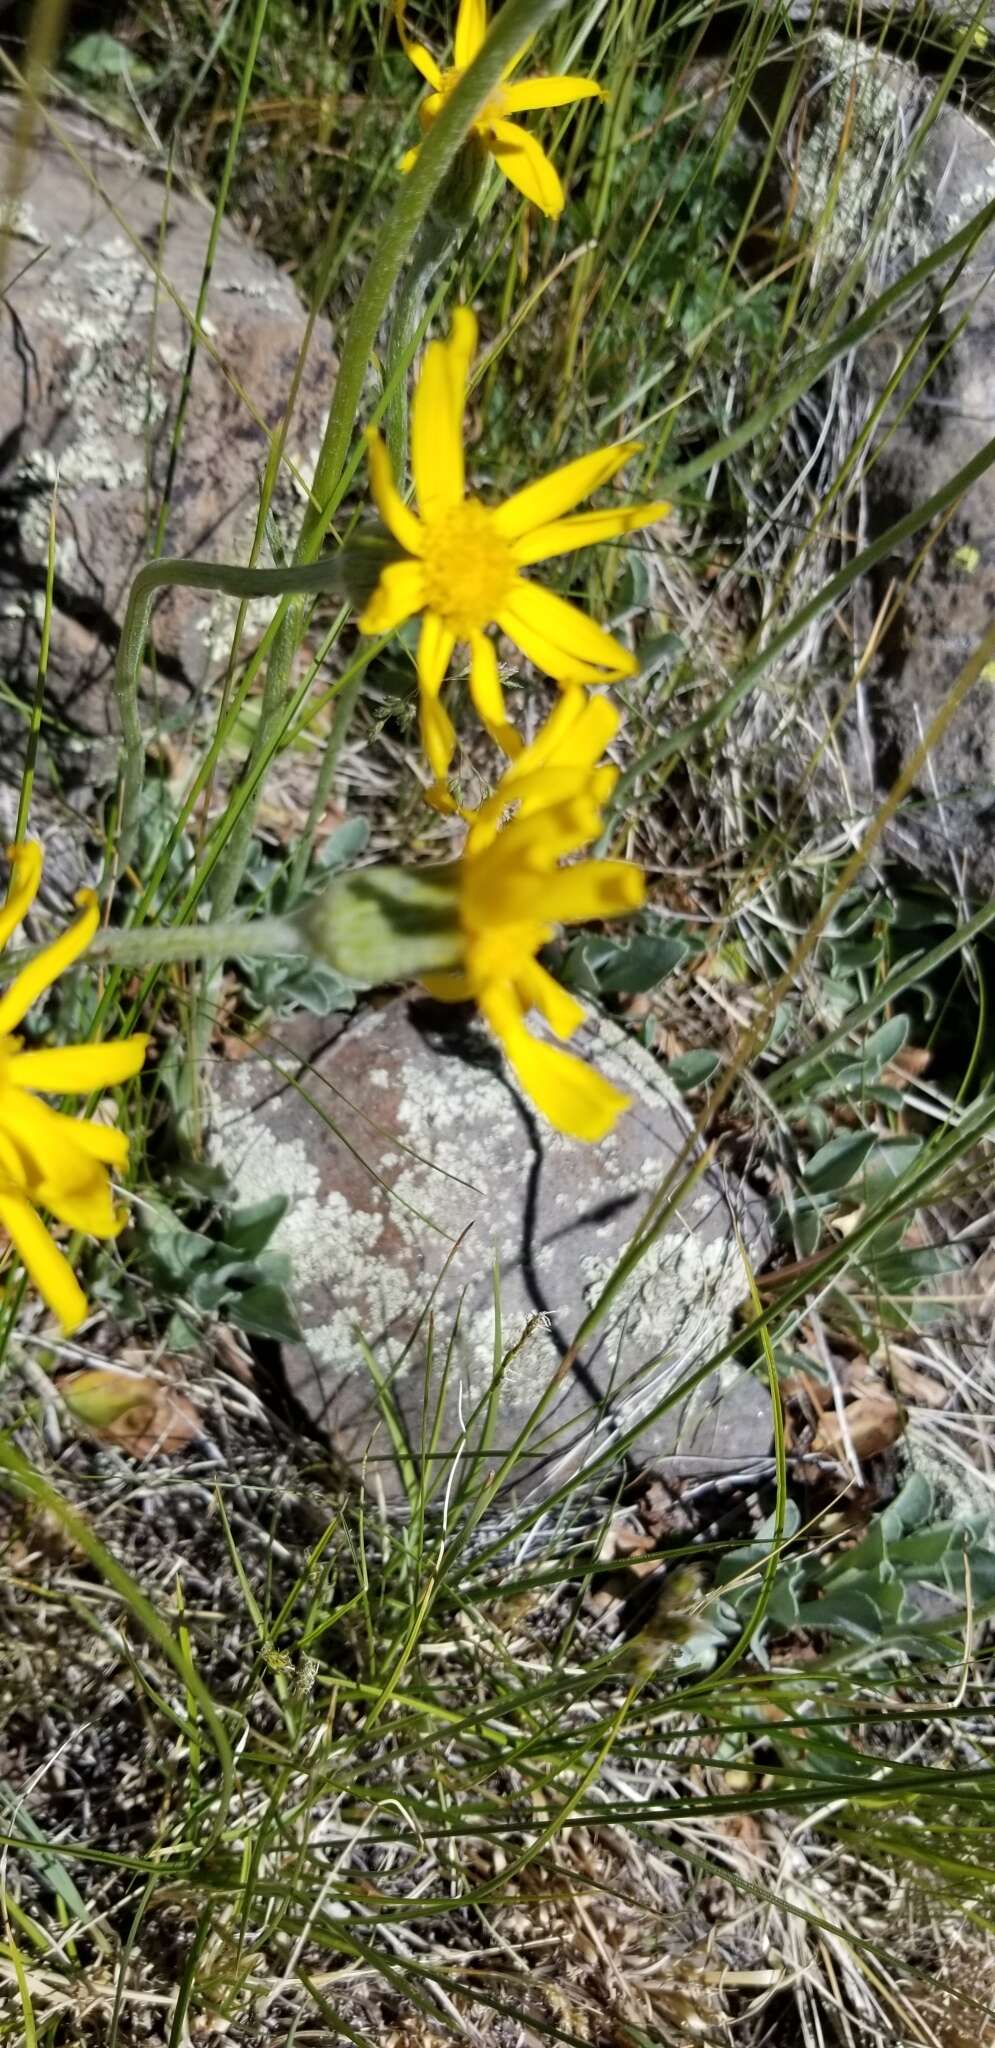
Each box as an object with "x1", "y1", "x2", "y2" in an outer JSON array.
[
  {"x1": 422, "y1": 690, "x2": 646, "y2": 1141},
  {"x1": 396, "y1": 0, "x2": 603, "y2": 217},
  {"x1": 0, "y1": 844, "x2": 147, "y2": 1333},
  {"x1": 359, "y1": 307, "x2": 668, "y2": 786}
]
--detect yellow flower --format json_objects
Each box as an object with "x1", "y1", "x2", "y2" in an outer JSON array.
[
  {"x1": 396, "y1": 0, "x2": 603, "y2": 217},
  {"x1": 359, "y1": 307, "x2": 668, "y2": 785},
  {"x1": 0, "y1": 844, "x2": 148, "y2": 1334},
  {"x1": 422, "y1": 690, "x2": 645, "y2": 1141}
]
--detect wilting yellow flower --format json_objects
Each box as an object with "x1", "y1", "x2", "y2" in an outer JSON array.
[
  {"x1": 422, "y1": 690, "x2": 645, "y2": 1141},
  {"x1": 0, "y1": 844, "x2": 147, "y2": 1334},
  {"x1": 397, "y1": 0, "x2": 603, "y2": 217},
  {"x1": 360, "y1": 307, "x2": 667, "y2": 784}
]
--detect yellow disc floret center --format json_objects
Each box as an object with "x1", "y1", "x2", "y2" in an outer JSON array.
[
  {"x1": 436, "y1": 67, "x2": 507, "y2": 122},
  {"x1": 421, "y1": 499, "x2": 514, "y2": 640}
]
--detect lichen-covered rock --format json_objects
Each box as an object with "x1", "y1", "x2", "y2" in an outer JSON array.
[
  {"x1": 770, "y1": 36, "x2": 995, "y2": 892},
  {"x1": 207, "y1": 998, "x2": 771, "y2": 1501},
  {"x1": 0, "y1": 96, "x2": 334, "y2": 761}
]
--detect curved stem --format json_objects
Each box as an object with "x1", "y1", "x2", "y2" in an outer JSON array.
[
  {"x1": 114, "y1": 0, "x2": 567, "y2": 911},
  {"x1": 113, "y1": 554, "x2": 353, "y2": 873},
  {"x1": 207, "y1": 0, "x2": 567, "y2": 924}
]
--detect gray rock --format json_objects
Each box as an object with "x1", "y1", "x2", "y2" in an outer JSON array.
[
  {"x1": 0, "y1": 97, "x2": 334, "y2": 760},
  {"x1": 780, "y1": 0, "x2": 995, "y2": 35},
  {"x1": 770, "y1": 35, "x2": 995, "y2": 893},
  {"x1": 206, "y1": 997, "x2": 771, "y2": 1502}
]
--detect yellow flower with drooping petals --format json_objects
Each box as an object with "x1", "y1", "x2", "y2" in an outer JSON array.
[
  {"x1": 422, "y1": 690, "x2": 645, "y2": 1142},
  {"x1": 359, "y1": 307, "x2": 668, "y2": 785},
  {"x1": 396, "y1": 0, "x2": 603, "y2": 217},
  {"x1": 0, "y1": 844, "x2": 148, "y2": 1334}
]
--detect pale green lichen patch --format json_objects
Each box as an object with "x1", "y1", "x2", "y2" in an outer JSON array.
[
  {"x1": 790, "y1": 31, "x2": 932, "y2": 275},
  {"x1": 205, "y1": 1004, "x2": 766, "y2": 1479}
]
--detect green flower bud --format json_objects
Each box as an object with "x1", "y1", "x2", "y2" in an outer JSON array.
[
  {"x1": 296, "y1": 863, "x2": 464, "y2": 986},
  {"x1": 431, "y1": 135, "x2": 488, "y2": 226}
]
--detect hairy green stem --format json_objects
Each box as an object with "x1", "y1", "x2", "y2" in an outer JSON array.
[
  {"x1": 206, "y1": 0, "x2": 567, "y2": 926},
  {"x1": 90, "y1": 914, "x2": 302, "y2": 967},
  {"x1": 113, "y1": 554, "x2": 354, "y2": 874},
  {"x1": 0, "y1": 914, "x2": 305, "y2": 985}
]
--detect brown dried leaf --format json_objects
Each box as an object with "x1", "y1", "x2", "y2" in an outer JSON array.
[
  {"x1": 811, "y1": 1391, "x2": 903, "y2": 1464},
  {"x1": 60, "y1": 1369, "x2": 200, "y2": 1457},
  {"x1": 890, "y1": 1355, "x2": 950, "y2": 1409}
]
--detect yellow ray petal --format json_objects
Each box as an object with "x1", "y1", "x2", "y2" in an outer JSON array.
[
  {"x1": 59, "y1": 1117, "x2": 130, "y2": 1168},
  {"x1": 394, "y1": 0, "x2": 443, "y2": 84},
  {"x1": 492, "y1": 441, "x2": 641, "y2": 542},
  {"x1": 500, "y1": 75, "x2": 604, "y2": 113},
  {"x1": 469, "y1": 632, "x2": 522, "y2": 758},
  {"x1": 502, "y1": 582, "x2": 637, "y2": 682},
  {"x1": 498, "y1": 608, "x2": 605, "y2": 685},
  {"x1": 420, "y1": 690, "x2": 458, "y2": 783},
  {"x1": 509, "y1": 688, "x2": 621, "y2": 784},
  {"x1": 516, "y1": 957, "x2": 586, "y2": 1039},
  {"x1": 512, "y1": 499, "x2": 669, "y2": 567},
  {"x1": 471, "y1": 788, "x2": 605, "y2": 877},
  {"x1": 408, "y1": 40, "x2": 442, "y2": 87},
  {"x1": 0, "y1": 1086, "x2": 118, "y2": 1194},
  {"x1": 0, "y1": 842, "x2": 43, "y2": 954},
  {"x1": 538, "y1": 858, "x2": 646, "y2": 925},
  {"x1": 0, "y1": 1128, "x2": 26, "y2": 1186},
  {"x1": 486, "y1": 117, "x2": 564, "y2": 216},
  {"x1": 471, "y1": 840, "x2": 639, "y2": 923},
  {"x1": 454, "y1": 0, "x2": 487, "y2": 68},
  {"x1": 7, "y1": 1036, "x2": 149, "y2": 1095},
  {"x1": 359, "y1": 558, "x2": 427, "y2": 635},
  {"x1": 412, "y1": 308, "x2": 476, "y2": 520},
  {"x1": 35, "y1": 1173, "x2": 121, "y2": 1239},
  {"x1": 399, "y1": 144, "x2": 420, "y2": 172},
  {"x1": 418, "y1": 612, "x2": 456, "y2": 697},
  {"x1": 0, "y1": 1191, "x2": 88, "y2": 1332},
  {"x1": 0, "y1": 888, "x2": 100, "y2": 1038},
  {"x1": 480, "y1": 984, "x2": 631, "y2": 1140},
  {"x1": 365, "y1": 429, "x2": 424, "y2": 555}
]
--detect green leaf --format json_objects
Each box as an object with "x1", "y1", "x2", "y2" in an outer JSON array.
[
  {"x1": 0, "y1": 1781, "x2": 107, "y2": 1946},
  {"x1": 559, "y1": 929, "x2": 693, "y2": 996},
  {"x1": 798, "y1": 1582, "x2": 903, "y2": 1638},
  {"x1": 667, "y1": 1049, "x2": 721, "y2": 1092},
  {"x1": 66, "y1": 31, "x2": 151, "y2": 81},
  {"x1": 316, "y1": 815, "x2": 370, "y2": 872},
  {"x1": 165, "y1": 1311, "x2": 200, "y2": 1351},
  {"x1": 870, "y1": 1245, "x2": 961, "y2": 1289},
  {"x1": 859, "y1": 1137, "x2": 924, "y2": 1206},
  {"x1": 862, "y1": 1015, "x2": 909, "y2": 1073},
  {"x1": 223, "y1": 1196, "x2": 288, "y2": 1259},
  {"x1": 229, "y1": 1284, "x2": 302, "y2": 1344},
  {"x1": 829, "y1": 936, "x2": 883, "y2": 972},
  {"x1": 881, "y1": 1472, "x2": 935, "y2": 1541},
  {"x1": 144, "y1": 1204, "x2": 216, "y2": 1283},
  {"x1": 803, "y1": 1130, "x2": 878, "y2": 1193}
]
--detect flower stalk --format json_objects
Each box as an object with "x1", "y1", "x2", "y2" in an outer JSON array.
[
  {"x1": 113, "y1": 552, "x2": 365, "y2": 876},
  {"x1": 206, "y1": 0, "x2": 571, "y2": 931}
]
